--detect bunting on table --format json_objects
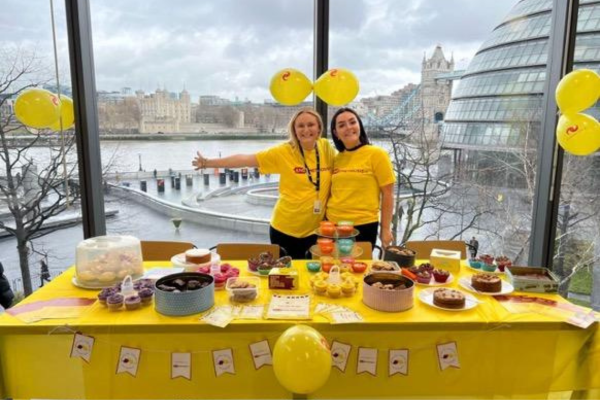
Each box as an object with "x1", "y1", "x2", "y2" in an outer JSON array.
[
  {"x1": 70, "y1": 333, "x2": 94, "y2": 363},
  {"x1": 389, "y1": 349, "x2": 409, "y2": 376},
  {"x1": 331, "y1": 341, "x2": 352, "y2": 372},
  {"x1": 357, "y1": 347, "x2": 378, "y2": 376},
  {"x1": 212, "y1": 348, "x2": 235, "y2": 377},
  {"x1": 65, "y1": 330, "x2": 474, "y2": 380},
  {"x1": 171, "y1": 352, "x2": 192, "y2": 380},
  {"x1": 249, "y1": 340, "x2": 272, "y2": 370},
  {"x1": 117, "y1": 346, "x2": 141, "y2": 377},
  {"x1": 437, "y1": 342, "x2": 460, "y2": 371}
]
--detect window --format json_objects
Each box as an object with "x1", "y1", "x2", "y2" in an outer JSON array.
[
  {"x1": 89, "y1": 0, "x2": 314, "y2": 250},
  {"x1": 0, "y1": 0, "x2": 83, "y2": 297}
]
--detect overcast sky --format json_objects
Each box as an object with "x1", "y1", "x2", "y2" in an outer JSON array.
[{"x1": 1, "y1": 0, "x2": 516, "y2": 102}]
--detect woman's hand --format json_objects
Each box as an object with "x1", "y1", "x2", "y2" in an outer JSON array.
[
  {"x1": 380, "y1": 227, "x2": 394, "y2": 248},
  {"x1": 192, "y1": 151, "x2": 207, "y2": 170}
]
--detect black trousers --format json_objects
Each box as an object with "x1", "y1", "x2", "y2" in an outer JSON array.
[
  {"x1": 269, "y1": 226, "x2": 317, "y2": 260},
  {"x1": 354, "y1": 221, "x2": 379, "y2": 248}
]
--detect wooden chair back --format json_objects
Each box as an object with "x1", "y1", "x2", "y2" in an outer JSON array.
[
  {"x1": 211, "y1": 243, "x2": 282, "y2": 260},
  {"x1": 403, "y1": 240, "x2": 467, "y2": 260},
  {"x1": 141, "y1": 241, "x2": 196, "y2": 261}
]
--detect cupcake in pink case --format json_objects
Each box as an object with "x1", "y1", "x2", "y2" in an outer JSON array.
[
  {"x1": 418, "y1": 263, "x2": 434, "y2": 274},
  {"x1": 416, "y1": 271, "x2": 432, "y2": 284},
  {"x1": 213, "y1": 273, "x2": 227, "y2": 290},
  {"x1": 432, "y1": 269, "x2": 450, "y2": 283}
]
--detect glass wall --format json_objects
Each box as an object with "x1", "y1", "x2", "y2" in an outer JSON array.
[
  {"x1": 330, "y1": 0, "x2": 541, "y2": 266},
  {"x1": 88, "y1": 0, "x2": 313, "y2": 249},
  {"x1": 3, "y1": 0, "x2": 599, "y2": 310},
  {"x1": 0, "y1": 0, "x2": 82, "y2": 298},
  {"x1": 553, "y1": 1, "x2": 600, "y2": 309}
]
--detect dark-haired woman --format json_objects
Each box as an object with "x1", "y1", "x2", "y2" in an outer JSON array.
[{"x1": 326, "y1": 108, "x2": 396, "y2": 248}]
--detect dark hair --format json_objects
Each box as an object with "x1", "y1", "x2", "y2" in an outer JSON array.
[{"x1": 330, "y1": 107, "x2": 370, "y2": 152}]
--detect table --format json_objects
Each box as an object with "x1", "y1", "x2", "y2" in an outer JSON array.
[{"x1": 0, "y1": 261, "x2": 598, "y2": 399}]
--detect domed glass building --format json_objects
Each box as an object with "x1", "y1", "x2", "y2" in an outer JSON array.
[{"x1": 442, "y1": 0, "x2": 600, "y2": 184}]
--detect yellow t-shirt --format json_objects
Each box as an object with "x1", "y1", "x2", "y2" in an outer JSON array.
[
  {"x1": 256, "y1": 138, "x2": 335, "y2": 238},
  {"x1": 326, "y1": 145, "x2": 396, "y2": 226}
]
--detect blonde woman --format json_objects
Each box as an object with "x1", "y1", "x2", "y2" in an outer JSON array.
[{"x1": 192, "y1": 108, "x2": 336, "y2": 259}]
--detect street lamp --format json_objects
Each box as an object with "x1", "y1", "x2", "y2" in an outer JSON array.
[{"x1": 138, "y1": 153, "x2": 143, "y2": 172}]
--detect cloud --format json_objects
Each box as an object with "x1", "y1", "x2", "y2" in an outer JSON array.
[{"x1": 1, "y1": 0, "x2": 518, "y2": 101}]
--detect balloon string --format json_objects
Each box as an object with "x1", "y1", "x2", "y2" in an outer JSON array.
[{"x1": 49, "y1": 0, "x2": 70, "y2": 208}]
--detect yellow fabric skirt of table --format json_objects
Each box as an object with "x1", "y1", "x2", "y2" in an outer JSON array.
[{"x1": 0, "y1": 260, "x2": 598, "y2": 399}]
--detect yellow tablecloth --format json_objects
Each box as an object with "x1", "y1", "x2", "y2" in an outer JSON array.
[{"x1": 0, "y1": 261, "x2": 598, "y2": 399}]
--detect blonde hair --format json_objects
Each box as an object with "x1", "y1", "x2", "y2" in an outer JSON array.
[{"x1": 287, "y1": 108, "x2": 324, "y2": 148}]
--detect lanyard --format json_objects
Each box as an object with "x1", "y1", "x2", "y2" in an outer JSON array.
[{"x1": 299, "y1": 145, "x2": 320, "y2": 193}]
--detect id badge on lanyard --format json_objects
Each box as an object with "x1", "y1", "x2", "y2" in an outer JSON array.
[
  {"x1": 313, "y1": 199, "x2": 322, "y2": 214},
  {"x1": 300, "y1": 146, "x2": 321, "y2": 215}
]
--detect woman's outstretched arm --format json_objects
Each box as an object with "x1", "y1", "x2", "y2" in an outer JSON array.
[{"x1": 192, "y1": 152, "x2": 259, "y2": 169}]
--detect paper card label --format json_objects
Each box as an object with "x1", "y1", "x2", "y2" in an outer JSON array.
[
  {"x1": 116, "y1": 347, "x2": 141, "y2": 376},
  {"x1": 329, "y1": 311, "x2": 363, "y2": 324},
  {"x1": 357, "y1": 347, "x2": 378, "y2": 376},
  {"x1": 171, "y1": 352, "x2": 192, "y2": 380},
  {"x1": 437, "y1": 342, "x2": 460, "y2": 371},
  {"x1": 238, "y1": 305, "x2": 265, "y2": 320},
  {"x1": 331, "y1": 341, "x2": 352, "y2": 372},
  {"x1": 249, "y1": 340, "x2": 272, "y2": 370},
  {"x1": 212, "y1": 348, "x2": 235, "y2": 376},
  {"x1": 389, "y1": 349, "x2": 409, "y2": 376},
  {"x1": 201, "y1": 307, "x2": 234, "y2": 328},
  {"x1": 70, "y1": 333, "x2": 94, "y2": 363}
]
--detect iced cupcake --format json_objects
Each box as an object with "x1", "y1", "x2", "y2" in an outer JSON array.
[
  {"x1": 138, "y1": 288, "x2": 154, "y2": 305},
  {"x1": 327, "y1": 284, "x2": 342, "y2": 298},
  {"x1": 97, "y1": 288, "x2": 115, "y2": 306},
  {"x1": 416, "y1": 271, "x2": 432, "y2": 284},
  {"x1": 314, "y1": 280, "x2": 328, "y2": 295},
  {"x1": 432, "y1": 269, "x2": 450, "y2": 283},
  {"x1": 107, "y1": 293, "x2": 124, "y2": 311},
  {"x1": 341, "y1": 281, "x2": 355, "y2": 296},
  {"x1": 124, "y1": 295, "x2": 141, "y2": 310}
]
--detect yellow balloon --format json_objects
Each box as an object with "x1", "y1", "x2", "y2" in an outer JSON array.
[
  {"x1": 269, "y1": 69, "x2": 312, "y2": 106},
  {"x1": 273, "y1": 325, "x2": 331, "y2": 394},
  {"x1": 14, "y1": 89, "x2": 61, "y2": 129},
  {"x1": 314, "y1": 68, "x2": 360, "y2": 106},
  {"x1": 49, "y1": 96, "x2": 75, "y2": 131},
  {"x1": 555, "y1": 69, "x2": 600, "y2": 114},
  {"x1": 556, "y1": 113, "x2": 600, "y2": 156}
]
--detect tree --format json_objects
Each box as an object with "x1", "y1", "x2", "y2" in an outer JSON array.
[
  {"x1": 377, "y1": 103, "x2": 495, "y2": 247},
  {"x1": 0, "y1": 47, "x2": 80, "y2": 296}
]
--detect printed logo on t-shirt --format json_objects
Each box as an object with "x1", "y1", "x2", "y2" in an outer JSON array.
[
  {"x1": 333, "y1": 168, "x2": 371, "y2": 174},
  {"x1": 294, "y1": 167, "x2": 332, "y2": 174}
]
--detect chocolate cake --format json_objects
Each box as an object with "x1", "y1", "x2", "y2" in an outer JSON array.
[{"x1": 471, "y1": 273, "x2": 501, "y2": 293}]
